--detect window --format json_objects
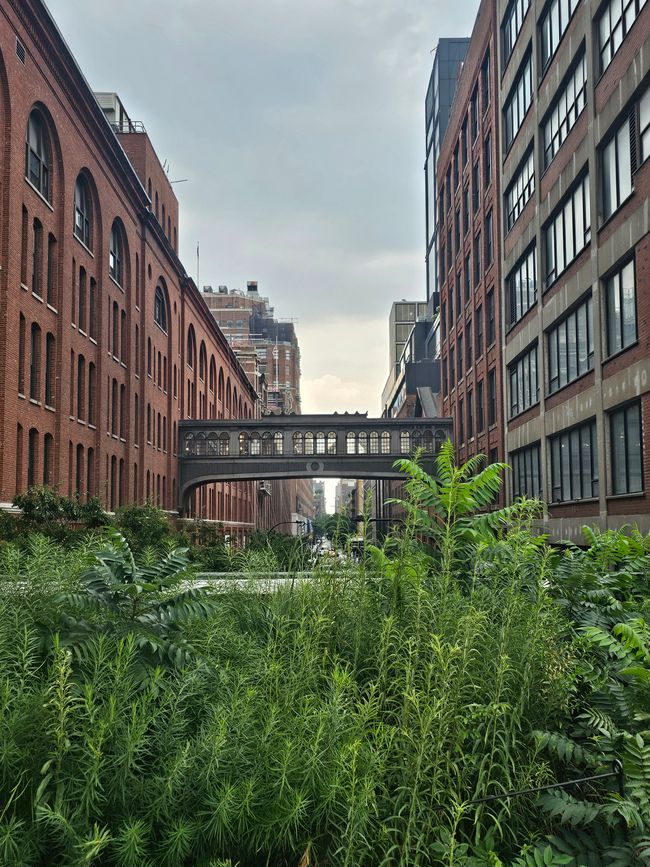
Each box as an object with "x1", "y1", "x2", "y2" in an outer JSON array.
[
  {"x1": 77, "y1": 355, "x2": 85, "y2": 420},
  {"x1": 467, "y1": 388, "x2": 474, "y2": 439},
  {"x1": 43, "y1": 434, "x2": 53, "y2": 487},
  {"x1": 21, "y1": 206, "x2": 28, "y2": 286},
  {"x1": 454, "y1": 146, "x2": 459, "y2": 189},
  {"x1": 121, "y1": 310, "x2": 127, "y2": 362},
  {"x1": 88, "y1": 363, "x2": 96, "y2": 425},
  {"x1": 472, "y1": 162, "x2": 480, "y2": 213},
  {"x1": 109, "y1": 222, "x2": 123, "y2": 286},
  {"x1": 457, "y1": 334, "x2": 463, "y2": 381},
  {"x1": 78, "y1": 267, "x2": 86, "y2": 332},
  {"x1": 25, "y1": 110, "x2": 50, "y2": 200},
  {"x1": 485, "y1": 211, "x2": 493, "y2": 266},
  {"x1": 18, "y1": 314, "x2": 25, "y2": 395},
  {"x1": 111, "y1": 379, "x2": 118, "y2": 435},
  {"x1": 471, "y1": 86, "x2": 479, "y2": 140},
  {"x1": 502, "y1": 0, "x2": 530, "y2": 66},
  {"x1": 547, "y1": 297, "x2": 594, "y2": 395},
  {"x1": 155, "y1": 286, "x2": 167, "y2": 332},
  {"x1": 544, "y1": 173, "x2": 590, "y2": 287},
  {"x1": 89, "y1": 279, "x2": 96, "y2": 339},
  {"x1": 610, "y1": 402, "x2": 643, "y2": 494},
  {"x1": 481, "y1": 52, "x2": 490, "y2": 110},
  {"x1": 606, "y1": 259, "x2": 636, "y2": 356},
  {"x1": 512, "y1": 442, "x2": 541, "y2": 499},
  {"x1": 450, "y1": 347, "x2": 455, "y2": 388},
  {"x1": 112, "y1": 302, "x2": 119, "y2": 357},
  {"x1": 45, "y1": 333, "x2": 55, "y2": 407},
  {"x1": 477, "y1": 379, "x2": 485, "y2": 432},
  {"x1": 505, "y1": 149, "x2": 535, "y2": 231},
  {"x1": 543, "y1": 53, "x2": 587, "y2": 169},
  {"x1": 459, "y1": 398, "x2": 465, "y2": 443},
  {"x1": 551, "y1": 419, "x2": 598, "y2": 502},
  {"x1": 442, "y1": 358, "x2": 448, "y2": 395},
  {"x1": 456, "y1": 274, "x2": 462, "y2": 312},
  {"x1": 475, "y1": 305, "x2": 483, "y2": 357},
  {"x1": 509, "y1": 343, "x2": 538, "y2": 416},
  {"x1": 27, "y1": 429, "x2": 38, "y2": 489},
  {"x1": 32, "y1": 219, "x2": 42, "y2": 297},
  {"x1": 601, "y1": 116, "x2": 632, "y2": 220},
  {"x1": 74, "y1": 176, "x2": 91, "y2": 247},
  {"x1": 640, "y1": 86, "x2": 650, "y2": 163},
  {"x1": 508, "y1": 246, "x2": 537, "y2": 325},
  {"x1": 503, "y1": 52, "x2": 532, "y2": 152},
  {"x1": 455, "y1": 210, "x2": 461, "y2": 251},
  {"x1": 441, "y1": 301, "x2": 446, "y2": 340},
  {"x1": 484, "y1": 133, "x2": 492, "y2": 187},
  {"x1": 463, "y1": 186, "x2": 469, "y2": 233},
  {"x1": 466, "y1": 320, "x2": 473, "y2": 368},
  {"x1": 464, "y1": 255, "x2": 471, "y2": 303},
  {"x1": 47, "y1": 233, "x2": 56, "y2": 306},
  {"x1": 487, "y1": 290, "x2": 495, "y2": 345},
  {"x1": 473, "y1": 233, "x2": 481, "y2": 286},
  {"x1": 462, "y1": 119, "x2": 468, "y2": 165},
  {"x1": 598, "y1": 0, "x2": 647, "y2": 75},
  {"x1": 29, "y1": 323, "x2": 41, "y2": 401},
  {"x1": 540, "y1": 0, "x2": 579, "y2": 71},
  {"x1": 488, "y1": 368, "x2": 497, "y2": 425}
]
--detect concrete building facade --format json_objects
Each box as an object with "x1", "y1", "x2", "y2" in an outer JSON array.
[
  {"x1": 436, "y1": 0, "x2": 506, "y2": 483},
  {"x1": 0, "y1": 0, "x2": 257, "y2": 538},
  {"x1": 497, "y1": 0, "x2": 650, "y2": 538}
]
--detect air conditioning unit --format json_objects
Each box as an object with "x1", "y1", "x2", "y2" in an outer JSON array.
[{"x1": 258, "y1": 480, "x2": 272, "y2": 496}]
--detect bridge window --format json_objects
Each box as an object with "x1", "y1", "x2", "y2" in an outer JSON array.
[
  {"x1": 434, "y1": 430, "x2": 446, "y2": 453},
  {"x1": 316, "y1": 432, "x2": 326, "y2": 454},
  {"x1": 358, "y1": 431, "x2": 368, "y2": 454},
  {"x1": 369, "y1": 432, "x2": 379, "y2": 454},
  {"x1": 400, "y1": 431, "x2": 411, "y2": 454},
  {"x1": 327, "y1": 432, "x2": 337, "y2": 454},
  {"x1": 262, "y1": 432, "x2": 273, "y2": 455},
  {"x1": 239, "y1": 432, "x2": 249, "y2": 455},
  {"x1": 196, "y1": 432, "x2": 207, "y2": 455},
  {"x1": 274, "y1": 432, "x2": 283, "y2": 455},
  {"x1": 207, "y1": 432, "x2": 219, "y2": 455},
  {"x1": 250, "y1": 432, "x2": 261, "y2": 455},
  {"x1": 304, "y1": 432, "x2": 314, "y2": 455},
  {"x1": 184, "y1": 432, "x2": 195, "y2": 455},
  {"x1": 423, "y1": 430, "x2": 434, "y2": 453},
  {"x1": 412, "y1": 430, "x2": 422, "y2": 451},
  {"x1": 219, "y1": 433, "x2": 229, "y2": 456},
  {"x1": 381, "y1": 431, "x2": 391, "y2": 454},
  {"x1": 293, "y1": 432, "x2": 303, "y2": 454},
  {"x1": 346, "y1": 432, "x2": 356, "y2": 454}
]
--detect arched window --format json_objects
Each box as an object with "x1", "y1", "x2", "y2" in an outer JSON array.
[
  {"x1": 74, "y1": 176, "x2": 91, "y2": 247},
  {"x1": 187, "y1": 328, "x2": 195, "y2": 368},
  {"x1": 293, "y1": 432, "x2": 303, "y2": 454},
  {"x1": 250, "y1": 432, "x2": 261, "y2": 455},
  {"x1": 27, "y1": 428, "x2": 38, "y2": 488},
  {"x1": 369, "y1": 431, "x2": 379, "y2": 454},
  {"x1": 183, "y1": 432, "x2": 194, "y2": 454},
  {"x1": 88, "y1": 362, "x2": 96, "y2": 425},
  {"x1": 346, "y1": 432, "x2": 356, "y2": 455},
  {"x1": 423, "y1": 430, "x2": 434, "y2": 453},
  {"x1": 45, "y1": 333, "x2": 55, "y2": 407},
  {"x1": 412, "y1": 430, "x2": 422, "y2": 451},
  {"x1": 199, "y1": 344, "x2": 206, "y2": 381},
  {"x1": 239, "y1": 431, "x2": 250, "y2": 455},
  {"x1": 262, "y1": 432, "x2": 273, "y2": 455},
  {"x1": 209, "y1": 357, "x2": 216, "y2": 393},
  {"x1": 109, "y1": 222, "x2": 123, "y2": 286},
  {"x1": 434, "y1": 430, "x2": 446, "y2": 453},
  {"x1": 304, "y1": 432, "x2": 314, "y2": 455},
  {"x1": 400, "y1": 431, "x2": 411, "y2": 454},
  {"x1": 207, "y1": 432, "x2": 219, "y2": 455},
  {"x1": 196, "y1": 432, "x2": 206, "y2": 456},
  {"x1": 155, "y1": 285, "x2": 167, "y2": 332},
  {"x1": 219, "y1": 433, "x2": 230, "y2": 456},
  {"x1": 29, "y1": 323, "x2": 41, "y2": 401},
  {"x1": 25, "y1": 110, "x2": 50, "y2": 200},
  {"x1": 274, "y1": 432, "x2": 283, "y2": 455},
  {"x1": 78, "y1": 266, "x2": 86, "y2": 331},
  {"x1": 43, "y1": 433, "x2": 54, "y2": 487},
  {"x1": 381, "y1": 431, "x2": 391, "y2": 454},
  {"x1": 316, "y1": 432, "x2": 326, "y2": 454},
  {"x1": 327, "y1": 431, "x2": 337, "y2": 454},
  {"x1": 77, "y1": 355, "x2": 85, "y2": 420},
  {"x1": 358, "y1": 431, "x2": 368, "y2": 454}
]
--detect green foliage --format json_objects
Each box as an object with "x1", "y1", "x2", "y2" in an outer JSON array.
[{"x1": 112, "y1": 502, "x2": 174, "y2": 552}]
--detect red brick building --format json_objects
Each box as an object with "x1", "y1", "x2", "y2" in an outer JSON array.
[
  {"x1": 437, "y1": 0, "x2": 505, "y2": 480},
  {"x1": 0, "y1": 0, "x2": 258, "y2": 538}
]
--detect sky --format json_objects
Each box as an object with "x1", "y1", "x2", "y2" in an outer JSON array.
[{"x1": 46, "y1": 0, "x2": 479, "y2": 513}]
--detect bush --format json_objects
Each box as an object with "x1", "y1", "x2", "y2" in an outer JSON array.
[{"x1": 112, "y1": 502, "x2": 174, "y2": 552}]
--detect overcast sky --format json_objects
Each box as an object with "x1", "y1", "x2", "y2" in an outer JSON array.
[{"x1": 47, "y1": 0, "x2": 478, "y2": 511}]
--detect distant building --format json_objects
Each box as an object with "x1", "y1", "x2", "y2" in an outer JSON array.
[
  {"x1": 313, "y1": 481, "x2": 326, "y2": 519},
  {"x1": 335, "y1": 479, "x2": 356, "y2": 516}
]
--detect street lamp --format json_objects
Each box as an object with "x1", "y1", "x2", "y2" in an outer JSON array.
[{"x1": 269, "y1": 519, "x2": 307, "y2": 535}]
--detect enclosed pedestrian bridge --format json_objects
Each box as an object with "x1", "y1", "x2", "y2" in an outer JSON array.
[{"x1": 178, "y1": 413, "x2": 452, "y2": 509}]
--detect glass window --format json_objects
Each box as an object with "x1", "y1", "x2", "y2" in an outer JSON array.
[
  {"x1": 484, "y1": 133, "x2": 492, "y2": 187},
  {"x1": 547, "y1": 295, "x2": 593, "y2": 393},
  {"x1": 109, "y1": 222, "x2": 123, "y2": 286},
  {"x1": 598, "y1": 0, "x2": 647, "y2": 75},
  {"x1": 640, "y1": 85, "x2": 650, "y2": 164},
  {"x1": 509, "y1": 343, "x2": 538, "y2": 417},
  {"x1": 74, "y1": 176, "x2": 91, "y2": 248},
  {"x1": 487, "y1": 290, "x2": 495, "y2": 346},
  {"x1": 610, "y1": 402, "x2": 643, "y2": 495},
  {"x1": 508, "y1": 246, "x2": 536, "y2": 326},
  {"x1": 485, "y1": 211, "x2": 493, "y2": 265},
  {"x1": 475, "y1": 306, "x2": 483, "y2": 357},
  {"x1": 477, "y1": 379, "x2": 485, "y2": 431},
  {"x1": 505, "y1": 149, "x2": 534, "y2": 231},
  {"x1": 540, "y1": 0, "x2": 580, "y2": 71},
  {"x1": 481, "y1": 51, "x2": 490, "y2": 110},
  {"x1": 511, "y1": 442, "x2": 541, "y2": 499},
  {"x1": 602, "y1": 116, "x2": 632, "y2": 220},
  {"x1": 503, "y1": 52, "x2": 532, "y2": 152},
  {"x1": 550, "y1": 419, "x2": 598, "y2": 502},
  {"x1": 544, "y1": 173, "x2": 590, "y2": 287},
  {"x1": 25, "y1": 110, "x2": 50, "y2": 200},
  {"x1": 488, "y1": 368, "x2": 497, "y2": 425},
  {"x1": 154, "y1": 286, "x2": 167, "y2": 332},
  {"x1": 606, "y1": 259, "x2": 637, "y2": 356},
  {"x1": 542, "y1": 53, "x2": 587, "y2": 169},
  {"x1": 502, "y1": 0, "x2": 530, "y2": 66}
]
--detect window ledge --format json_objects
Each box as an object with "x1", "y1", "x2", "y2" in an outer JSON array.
[
  {"x1": 77, "y1": 418, "x2": 86, "y2": 426},
  {"x1": 79, "y1": 329, "x2": 86, "y2": 337},
  {"x1": 32, "y1": 292, "x2": 43, "y2": 304},
  {"x1": 88, "y1": 424, "x2": 96, "y2": 431},
  {"x1": 108, "y1": 274, "x2": 123, "y2": 292},
  {"x1": 73, "y1": 234, "x2": 94, "y2": 257},
  {"x1": 548, "y1": 367, "x2": 594, "y2": 399},
  {"x1": 45, "y1": 404, "x2": 55, "y2": 412},
  {"x1": 550, "y1": 496, "x2": 599, "y2": 507},
  {"x1": 29, "y1": 398, "x2": 41, "y2": 406},
  {"x1": 603, "y1": 339, "x2": 639, "y2": 364},
  {"x1": 121, "y1": 362, "x2": 127, "y2": 369},
  {"x1": 606, "y1": 491, "x2": 645, "y2": 502},
  {"x1": 46, "y1": 303, "x2": 57, "y2": 314},
  {"x1": 24, "y1": 177, "x2": 54, "y2": 211},
  {"x1": 20, "y1": 282, "x2": 28, "y2": 292},
  {"x1": 509, "y1": 400, "x2": 540, "y2": 421},
  {"x1": 18, "y1": 392, "x2": 25, "y2": 400},
  {"x1": 89, "y1": 336, "x2": 97, "y2": 345},
  {"x1": 598, "y1": 190, "x2": 636, "y2": 233}
]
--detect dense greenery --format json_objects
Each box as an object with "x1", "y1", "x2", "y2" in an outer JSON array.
[{"x1": 0, "y1": 448, "x2": 649, "y2": 865}]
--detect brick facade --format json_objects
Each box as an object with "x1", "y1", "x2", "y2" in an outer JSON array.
[{"x1": 0, "y1": 0, "x2": 258, "y2": 538}]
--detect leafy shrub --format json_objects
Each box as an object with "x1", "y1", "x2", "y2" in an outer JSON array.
[{"x1": 112, "y1": 502, "x2": 174, "y2": 552}]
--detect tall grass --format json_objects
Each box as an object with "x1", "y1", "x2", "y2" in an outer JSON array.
[{"x1": 0, "y1": 517, "x2": 572, "y2": 866}]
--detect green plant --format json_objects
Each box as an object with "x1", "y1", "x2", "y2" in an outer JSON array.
[{"x1": 112, "y1": 503, "x2": 174, "y2": 552}]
